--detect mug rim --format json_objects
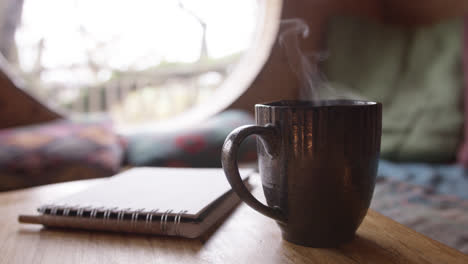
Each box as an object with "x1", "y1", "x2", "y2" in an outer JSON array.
[{"x1": 255, "y1": 100, "x2": 381, "y2": 108}]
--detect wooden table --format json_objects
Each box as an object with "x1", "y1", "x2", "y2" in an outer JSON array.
[{"x1": 1, "y1": 177, "x2": 467, "y2": 264}]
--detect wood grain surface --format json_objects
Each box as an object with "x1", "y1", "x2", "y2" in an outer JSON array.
[{"x1": 1, "y1": 175, "x2": 467, "y2": 264}]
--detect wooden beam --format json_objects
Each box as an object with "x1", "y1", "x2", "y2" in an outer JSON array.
[{"x1": 0, "y1": 55, "x2": 61, "y2": 129}]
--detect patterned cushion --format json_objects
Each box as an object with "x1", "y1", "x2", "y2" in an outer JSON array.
[
  {"x1": 125, "y1": 110, "x2": 257, "y2": 167},
  {"x1": 378, "y1": 160, "x2": 468, "y2": 199},
  {"x1": 0, "y1": 119, "x2": 124, "y2": 191},
  {"x1": 374, "y1": 160, "x2": 468, "y2": 252},
  {"x1": 372, "y1": 179, "x2": 468, "y2": 254}
]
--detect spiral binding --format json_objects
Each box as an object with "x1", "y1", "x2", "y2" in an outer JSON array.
[
  {"x1": 63, "y1": 206, "x2": 71, "y2": 217},
  {"x1": 90, "y1": 207, "x2": 104, "y2": 219},
  {"x1": 145, "y1": 209, "x2": 159, "y2": 230},
  {"x1": 37, "y1": 205, "x2": 188, "y2": 235},
  {"x1": 77, "y1": 206, "x2": 92, "y2": 217},
  {"x1": 160, "y1": 209, "x2": 173, "y2": 234},
  {"x1": 174, "y1": 210, "x2": 188, "y2": 236},
  {"x1": 103, "y1": 207, "x2": 118, "y2": 224},
  {"x1": 130, "y1": 208, "x2": 145, "y2": 231}
]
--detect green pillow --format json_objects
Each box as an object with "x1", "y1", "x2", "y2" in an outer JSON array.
[{"x1": 324, "y1": 16, "x2": 464, "y2": 162}]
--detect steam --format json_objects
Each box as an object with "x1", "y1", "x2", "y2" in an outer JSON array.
[{"x1": 279, "y1": 18, "x2": 360, "y2": 101}]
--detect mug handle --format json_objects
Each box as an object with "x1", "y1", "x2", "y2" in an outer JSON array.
[{"x1": 222, "y1": 124, "x2": 287, "y2": 223}]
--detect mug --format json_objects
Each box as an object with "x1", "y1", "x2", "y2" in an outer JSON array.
[{"x1": 222, "y1": 100, "x2": 382, "y2": 247}]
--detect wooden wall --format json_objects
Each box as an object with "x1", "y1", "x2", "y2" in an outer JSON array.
[{"x1": 0, "y1": 56, "x2": 60, "y2": 129}]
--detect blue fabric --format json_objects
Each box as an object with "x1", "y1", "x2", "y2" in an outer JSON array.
[
  {"x1": 378, "y1": 160, "x2": 468, "y2": 199},
  {"x1": 125, "y1": 110, "x2": 257, "y2": 168}
]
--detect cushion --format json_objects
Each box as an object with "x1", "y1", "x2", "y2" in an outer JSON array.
[
  {"x1": 125, "y1": 110, "x2": 257, "y2": 167},
  {"x1": 325, "y1": 17, "x2": 464, "y2": 162},
  {"x1": 374, "y1": 159, "x2": 468, "y2": 253},
  {"x1": 372, "y1": 178, "x2": 468, "y2": 254},
  {"x1": 378, "y1": 159, "x2": 468, "y2": 199},
  {"x1": 0, "y1": 119, "x2": 124, "y2": 191}
]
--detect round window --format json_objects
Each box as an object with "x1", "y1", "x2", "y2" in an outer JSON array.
[{"x1": 5, "y1": 0, "x2": 279, "y2": 132}]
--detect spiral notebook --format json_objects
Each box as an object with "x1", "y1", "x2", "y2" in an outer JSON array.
[{"x1": 18, "y1": 167, "x2": 253, "y2": 238}]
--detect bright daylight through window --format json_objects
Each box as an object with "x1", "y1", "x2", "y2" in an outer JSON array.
[{"x1": 8, "y1": 0, "x2": 257, "y2": 128}]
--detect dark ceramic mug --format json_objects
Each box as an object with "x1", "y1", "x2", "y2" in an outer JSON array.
[{"x1": 222, "y1": 100, "x2": 382, "y2": 247}]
